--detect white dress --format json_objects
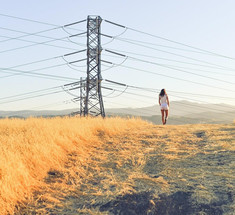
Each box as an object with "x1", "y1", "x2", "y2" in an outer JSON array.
[{"x1": 159, "y1": 95, "x2": 169, "y2": 110}]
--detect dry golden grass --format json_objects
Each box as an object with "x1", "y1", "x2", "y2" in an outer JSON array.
[
  {"x1": 0, "y1": 116, "x2": 149, "y2": 214},
  {"x1": 0, "y1": 117, "x2": 234, "y2": 214}
]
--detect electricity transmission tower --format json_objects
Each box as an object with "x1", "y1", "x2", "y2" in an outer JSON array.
[{"x1": 79, "y1": 15, "x2": 105, "y2": 117}]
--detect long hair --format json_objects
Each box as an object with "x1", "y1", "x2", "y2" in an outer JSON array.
[{"x1": 159, "y1": 89, "x2": 166, "y2": 97}]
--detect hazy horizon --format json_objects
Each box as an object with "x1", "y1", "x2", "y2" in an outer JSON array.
[{"x1": 1, "y1": 100, "x2": 235, "y2": 112}]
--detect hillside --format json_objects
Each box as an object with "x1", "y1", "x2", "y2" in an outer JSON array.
[
  {"x1": 0, "y1": 109, "x2": 76, "y2": 118},
  {"x1": 1, "y1": 101, "x2": 234, "y2": 124},
  {"x1": 106, "y1": 101, "x2": 235, "y2": 117},
  {"x1": 0, "y1": 117, "x2": 234, "y2": 214}
]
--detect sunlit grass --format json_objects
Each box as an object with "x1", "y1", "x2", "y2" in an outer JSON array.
[
  {"x1": 0, "y1": 116, "x2": 148, "y2": 214},
  {"x1": 0, "y1": 117, "x2": 234, "y2": 214}
]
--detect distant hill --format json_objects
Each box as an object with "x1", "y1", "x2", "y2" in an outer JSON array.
[
  {"x1": 0, "y1": 109, "x2": 76, "y2": 118},
  {"x1": 1, "y1": 101, "x2": 235, "y2": 124},
  {"x1": 106, "y1": 101, "x2": 235, "y2": 124},
  {"x1": 106, "y1": 101, "x2": 235, "y2": 116}
]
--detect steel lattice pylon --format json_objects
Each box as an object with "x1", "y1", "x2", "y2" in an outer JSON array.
[
  {"x1": 79, "y1": 77, "x2": 86, "y2": 116},
  {"x1": 79, "y1": 15, "x2": 105, "y2": 117}
]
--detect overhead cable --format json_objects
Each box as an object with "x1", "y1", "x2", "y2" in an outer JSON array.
[
  {"x1": 102, "y1": 82, "x2": 235, "y2": 112},
  {"x1": 104, "y1": 19, "x2": 235, "y2": 61},
  {"x1": 110, "y1": 36, "x2": 235, "y2": 72},
  {"x1": 103, "y1": 48, "x2": 235, "y2": 76},
  {"x1": 104, "y1": 49, "x2": 235, "y2": 91},
  {"x1": 0, "y1": 67, "x2": 78, "y2": 81},
  {"x1": 0, "y1": 34, "x2": 77, "y2": 51}
]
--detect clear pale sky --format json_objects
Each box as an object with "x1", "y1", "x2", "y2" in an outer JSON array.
[{"x1": 0, "y1": 0, "x2": 235, "y2": 111}]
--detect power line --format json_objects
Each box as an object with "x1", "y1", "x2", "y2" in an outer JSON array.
[
  {"x1": 168, "y1": 94, "x2": 235, "y2": 112},
  {"x1": 0, "y1": 63, "x2": 85, "y2": 81},
  {"x1": 125, "y1": 54, "x2": 235, "y2": 85},
  {"x1": 103, "y1": 99, "x2": 200, "y2": 125},
  {"x1": 0, "y1": 19, "x2": 85, "y2": 45},
  {"x1": 103, "y1": 36, "x2": 215, "y2": 56},
  {"x1": 0, "y1": 26, "x2": 86, "y2": 54},
  {"x1": 0, "y1": 89, "x2": 64, "y2": 105},
  {"x1": 0, "y1": 34, "x2": 84, "y2": 54},
  {"x1": 61, "y1": 57, "x2": 86, "y2": 73},
  {"x1": 0, "y1": 67, "x2": 79, "y2": 81},
  {"x1": 102, "y1": 51, "x2": 235, "y2": 92},
  {"x1": 0, "y1": 26, "x2": 61, "y2": 43},
  {"x1": 119, "y1": 65, "x2": 235, "y2": 92},
  {"x1": 0, "y1": 85, "x2": 62, "y2": 101},
  {"x1": 2, "y1": 54, "x2": 61, "y2": 68},
  {"x1": 1, "y1": 49, "x2": 86, "y2": 70},
  {"x1": 103, "y1": 86, "x2": 235, "y2": 117},
  {"x1": 0, "y1": 34, "x2": 77, "y2": 51},
  {"x1": 0, "y1": 13, "x2": 86, "y2": 32},
  {"x1": 103, "y1": 86, "x2": 128, "y2": 98},
  {"x1": 61, "y1": 27, "x2": 87, "y2": 37},
  {"x1": 105, "y1": 36, "x2": 235, "y2": 73},
  {"x1": 103, "y1": 81, "x2": 235, "y2": 102},
  {"x1": 28, "y1": 99, "x2": 73, "y2": 110},
  {"x1": 102, "y1": 80, "x2": 235, "y2": 112},
  {"x1": 104, "y1": 49, "x2": 235, "y2": 85},
  {"x1": 167, "y1": 90, "x2": 235, "y2": 100},
  {"x1": 0, "y1": 51, "x2": 86, "y2": 81},
  {"x1": 0, "y1": 50, "x2": 87, "y2": 80},
  {"x1": 0, "y1": 13, "x2": 63, "y2": 27},
  {"x1": 103, "y1": 48, "x2": 235, "y2": 76},
  {"x1": 103, "y1": 19, "x2": 235, "y2": 61},
  {"x1": 0, "y1": 80, "x2": 84, "y2": 105},
  {"x1": 113, "y1": 38, "x2": 214, "y2": 55},
  {"x1": 25, "y1": 100, "x2": 80, "y2": 117},
  {"x1": 0, "y1": 34, "x2": 69, "y2": 54},
  {"x1": 15, "y1": 99, "x2": 74, "y2": 117},
  {"x1": 63, "y1": 19, "x2": 86, "y2": 28}
]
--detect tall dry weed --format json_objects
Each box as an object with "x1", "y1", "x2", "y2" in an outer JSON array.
[{"x1": 0, "y1": 116, "x2": 148, "y2": 215}]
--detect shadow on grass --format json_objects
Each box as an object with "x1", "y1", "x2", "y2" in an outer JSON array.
[{"x1": 99, "y1": 191, "x2": 226, "y2": 215}]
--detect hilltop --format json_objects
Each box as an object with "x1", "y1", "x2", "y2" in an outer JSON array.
[{"x1": 0, "y1": 117, "x2": 234, "y2": 214}]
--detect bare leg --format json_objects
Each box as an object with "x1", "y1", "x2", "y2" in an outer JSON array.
[
  {"x1": 165, "y1": 110, "x2": 168, "y2": 119},
  {"x1": 161, "y1": 110, "x2": 165, "y2": 125}
]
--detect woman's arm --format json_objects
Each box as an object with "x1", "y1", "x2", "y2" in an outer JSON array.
[
  {"x1": 158, "y1": 96, "x2": 161, "y2": 105},
  {"x1": 167, "y1": 95, "x2": 170, "y2": 106}
]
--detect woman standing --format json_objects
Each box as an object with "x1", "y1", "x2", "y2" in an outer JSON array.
[{"x1": 159, "y1": 89, "x2": 170, "y2": 125}]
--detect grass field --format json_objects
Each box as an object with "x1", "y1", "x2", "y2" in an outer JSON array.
[{"x1": 0, "y1": 117, "x2": 234, "y2": 214}]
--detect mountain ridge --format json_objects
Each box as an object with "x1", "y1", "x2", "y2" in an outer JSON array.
[{"x1": 1, "y1": 101, "x2": 235, "y2": 124}]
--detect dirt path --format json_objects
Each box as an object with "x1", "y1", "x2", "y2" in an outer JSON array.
[{"x1": 17, "y1": 124, "x2": 235, "y2": 214}]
